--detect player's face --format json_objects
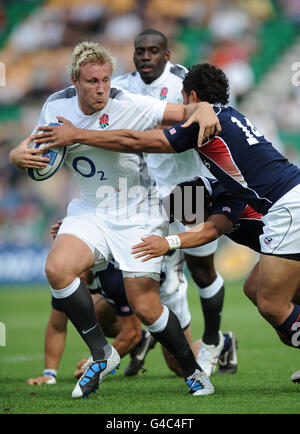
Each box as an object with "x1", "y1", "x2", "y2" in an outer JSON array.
[
  {"x1": 134, "y1": 35, "x2": 170, "y2": 84},
  {"x1": 72, "y1": 62, "x2": 112, "y2": 115},
  {"x1": 181, "y1": 89, "x2": 196, "y2": 105}
]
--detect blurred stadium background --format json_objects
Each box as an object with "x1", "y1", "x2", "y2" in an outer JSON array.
[{"x1": 0, "y1": 0, "x2": 300, "y2": 284}]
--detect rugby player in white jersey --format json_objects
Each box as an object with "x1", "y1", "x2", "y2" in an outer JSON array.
[
  {"x1": 112, "y1": 29, "x2": 227, "y2": 375},
  {"x1": 10, "y1": 42, "x2": 221, "y2": 398},
  {"x1": 34, "y1": 63, "x2": 300, "y2": 365}
]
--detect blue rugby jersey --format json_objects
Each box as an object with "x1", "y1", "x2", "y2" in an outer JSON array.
[
  {"x1": 204, "y1": 178, "x2": 264, "y2": 252},
  {"x1": 164, "y1": 106, "x2": 300, "y2": 215},
  {"x1": 226, "y1": 205, "x2": 263, "y2": 253}
]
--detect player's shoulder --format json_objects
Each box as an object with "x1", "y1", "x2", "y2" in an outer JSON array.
[
  {"x1": 112, "y1": 71, "x2": 137, "y2": 88},
  {"x1": 110, "y1": 85, "x2": 160, "y2": 108},
  {"x1": 169, "y1": 63, "x2": 188, "y2": 80},
  {"x1": 46, "y1": 86, "x2": 77, "y2": 104},
  {"x1": 214, "y1": 104, "x2": 245, "y2": 122},
  {"x1": 109, "y1": 86, "x2": 124, "y2": 99},
  {"x1": 108, "y1": 86, "x2": 136, "y2": 105}
]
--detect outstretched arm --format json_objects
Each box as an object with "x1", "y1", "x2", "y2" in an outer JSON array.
[
  {"x1": 163, "y1": 101, "x2": 221, "y2": 145},
  {"x1": 32, "y1": 117, "x2": 175, "y2": 153},
  {"x1": 31, "y1": 101, "x2": 221, "y2": 152},
  {"x1": 131, "y1": 214, "x2": 234, "y2": 261}
]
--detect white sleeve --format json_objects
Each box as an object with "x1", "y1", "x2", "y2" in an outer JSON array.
[
  {"x1": 127, "y1": 93, "x2": 167, "y2": 128},
  {"x1": 32, "y1": 99, "x2": 59, "y2": 134}
]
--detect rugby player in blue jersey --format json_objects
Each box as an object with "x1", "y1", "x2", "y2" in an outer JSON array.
[
  {"x1": 132, "y1": 175, "x2": 300, "y2": 355},
  {"x1": 32, "y1": 62, "x2": 300, "y2": 355}
]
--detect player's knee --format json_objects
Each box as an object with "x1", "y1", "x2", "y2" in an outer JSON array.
[
  {"x1": 130, "y1": 302, "x2": 159, "y2": 326},
  {"x1": 185, "y1": 255, "x2": 216, "y2": 287},
  {"x1": 189, "y1": 265, "x2": 214, "y2": 287},
  {"x1": 257, "y1": 297, "x2": 280, "y2": 324},
  {"x1": 45, "y1": 257, "x2": 74, "y2": 289}
]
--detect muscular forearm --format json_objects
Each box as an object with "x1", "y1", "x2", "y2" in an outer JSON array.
[
  {"x1": 44, "y1": 325, "x2": 66, "y2": 370},
  {"x1": 132, "y1": 214, "x2": 233, "y2": 261},
  {"x1": 178, "y1": 214, "x2": 233, "y2": 249},
  {"x1": 177, "y1": 221, "x2": 220, "y2": 249},
  {"x1": 75, "y1": 128, "x2": 173, "y2": 153}
]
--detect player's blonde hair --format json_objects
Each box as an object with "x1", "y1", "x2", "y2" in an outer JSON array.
[{"x1": 68, "y1": 41, "x2": 117, "y2": 80}]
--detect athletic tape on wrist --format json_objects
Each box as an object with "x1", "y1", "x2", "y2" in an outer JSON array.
[{"x1": 165, "y1": 235, "x2": 181, "y2": 250}]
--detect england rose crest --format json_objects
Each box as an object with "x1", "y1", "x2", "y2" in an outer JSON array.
[
  {"x1": 99, "y1": 113, "x2": 109, "y2": 129},
  {"x1": 160, "y1": 87, "x2": 168, "y2": 100}
]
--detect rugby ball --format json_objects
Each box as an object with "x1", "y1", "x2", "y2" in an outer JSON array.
[{"x1": 27, "y1": 123, "x2": 67, "y2": 181}]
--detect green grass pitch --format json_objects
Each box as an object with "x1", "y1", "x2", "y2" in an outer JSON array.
[{"x1": 1, "y1": 278, "x2": 300, "y2": 415}]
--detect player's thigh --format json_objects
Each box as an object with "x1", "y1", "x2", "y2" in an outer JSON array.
[
  {"x1": 293, "y1": 287, "x2": 300, "y2": 305},
  {"x1": 243, "y1": 261, "x2": 259, "y2": 305},
  {"x1": 257, "y1": 254, "x2": 300, "y2": 307},
  {"x1": 46, "y1": 233, "x2": 95, "y2": 277}
]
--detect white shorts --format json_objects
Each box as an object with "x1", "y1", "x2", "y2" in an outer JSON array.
[
  {"x1": 58, "y1": 198, "x2": 168, "y2": 274},
  {"x1": 169, "y1": 221, "x2": 218, "y2": 257},
  {"x1": 260, "y1": 184, "x2": 300, "y2": 258}
]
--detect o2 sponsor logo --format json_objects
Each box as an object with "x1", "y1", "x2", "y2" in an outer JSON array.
[{"x1": 72, "y1": 156, "x2": 107, "y2": 180}]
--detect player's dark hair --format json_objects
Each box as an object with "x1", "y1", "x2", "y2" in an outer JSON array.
[
  {"x1": 183, "y1": 63, "x2": 230, "y2": 105},
  {"x1": 134, "y1": 29, "x2": 168, "y2": 50}
]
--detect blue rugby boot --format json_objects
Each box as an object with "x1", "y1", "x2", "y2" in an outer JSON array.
[
  {"x1": 185, "y1": 369, "x2": 214, "y2": 396},
  {"x1": 72, "y1": 346, "x2": 120, "y2": 398}
]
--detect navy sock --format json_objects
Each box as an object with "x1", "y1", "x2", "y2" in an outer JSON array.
[
  {"x1": 200, "y1": 285, "x2": 225, "y2": 346},
  {"x1": 275, "y1": 304, "x2": 300, "y2": 348},
  {"x1": 53, "y1": 280, "x2": 110, "y2": 360},
  {"x1": 149, "y1": 309, "x2": 201, "y2": 378}
]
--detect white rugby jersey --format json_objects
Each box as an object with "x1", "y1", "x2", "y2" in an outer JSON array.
[
  {"x1": 35, "y1": 86, "x2": 167, "y2": 216},
  {"x1": 112, "y1": 61, "x2": 212, "y2": 194}
]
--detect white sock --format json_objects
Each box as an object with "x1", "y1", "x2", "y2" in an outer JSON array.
[
  {"x1": 147, "y1": 305, "x2": 169, "y2": 333},
  {"x1": 198, "y1": 272, "x2": 224, "y2": 299},
  {"x1": 50, "y1": 277, "x2": 80, "y2": 299}
]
